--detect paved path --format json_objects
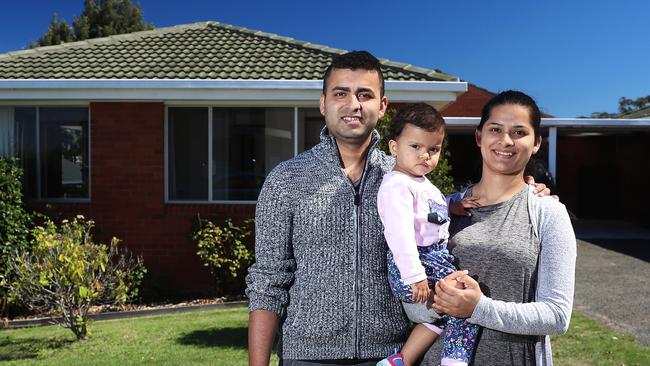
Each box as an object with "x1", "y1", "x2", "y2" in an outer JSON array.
[
  {"x1": 572, "y1": 219, "x2": 650, "y2": 346},
  {"x1": 574, "y1": 238, "x2": 650, "y2": 346}
]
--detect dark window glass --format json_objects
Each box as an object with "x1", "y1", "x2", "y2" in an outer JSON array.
[
  {"x1": 39, "y1": 107, "x2": 89, "y2": 199},
  {"x1": 297, "y1": 108, "x2": 324, "y2": 152},
  {"x1": 168, "y1": 107, "x2": 208, "y2": 200},
  {"x1": 14, "y1": 107, "x2": 37, "y2": 199},
  {"x1": 212, "y1": 107, "x2": 293, "y2": 201}
]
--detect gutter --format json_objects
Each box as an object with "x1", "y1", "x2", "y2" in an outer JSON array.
[{"x1": 0, "y1": 79, "x2": 467, "y2": 104}]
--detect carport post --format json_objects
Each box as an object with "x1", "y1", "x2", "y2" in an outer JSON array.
[{"x1": 548, "y1": 127, "x2": 557, "y2": 180}]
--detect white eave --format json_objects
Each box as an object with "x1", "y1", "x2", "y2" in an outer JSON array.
[
  {"x1": 0, "y1": 79, "x2": 468, "y2": 107},
  {"x1": 444, "y1": 117, "x2": 650, "y2": 128}
]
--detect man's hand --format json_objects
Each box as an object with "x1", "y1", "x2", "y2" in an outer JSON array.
[
  {"x1": 449, "y1": 196, "x2": 481, "y2": 217},
  {"x1": 524, "y1": 176, "x2": 558, "y2": 200},
  {"x1": 410, "y1": 279, "x2": 430, "y2": 303}
]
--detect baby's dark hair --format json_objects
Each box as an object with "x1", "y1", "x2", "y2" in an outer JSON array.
[{"x1": 389, "y1": 103, "x2": 446, "y2": 138}]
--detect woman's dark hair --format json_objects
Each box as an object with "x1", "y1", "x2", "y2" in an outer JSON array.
[
  {"x1": 478, "y1": 90, "x2": 541, "y2": 138},
  {"x1": 389, "y1": 103, "x2": 446, "y2": 139}
]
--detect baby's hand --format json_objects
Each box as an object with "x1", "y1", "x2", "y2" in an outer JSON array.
[
  {"x1": 451, "y1": 276, "x2": 467, "y2": 289},
  {"x1": 410, "y1": 279, "x2": 430, "y2": 303},
  {"x1": 449, "y1": 196, "x2": 481, "y2": 217}
]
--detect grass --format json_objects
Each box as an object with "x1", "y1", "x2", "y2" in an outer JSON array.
[
  {"x1": 0, "y1": 306, "x2": 648, "y2": 365},
  {"x1": 552, "y1": 311, "x2": 650, "y2": 366},
  {"x1": 0, "y1": 307, "x2": 278, "y2": 366}
]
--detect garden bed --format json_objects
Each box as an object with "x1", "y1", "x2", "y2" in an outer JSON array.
[{"x1": 2, "y1": 298, "x2": 248, "y2": 329}]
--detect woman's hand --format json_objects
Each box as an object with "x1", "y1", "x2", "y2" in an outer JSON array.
[
  {"x1": 432, "y1": 271, "x2": 482, "y2": 318},
  {"x1": 410, "y1": 279, "x2": 430, "y2": 303}
]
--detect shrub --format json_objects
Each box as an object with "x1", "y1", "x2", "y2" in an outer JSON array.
[
  {"x1": 0, "y1": 157, "x2": 32, "y2": 315},
  {"x1": 376, "y1": 109, "x2": 455, "y2": 194},
  {"x1": 1, "y1": 216, "x2": 146, "y2": 340},
  {"x1": 193, "y1": 218, "x2": 254, "y2": 297}
]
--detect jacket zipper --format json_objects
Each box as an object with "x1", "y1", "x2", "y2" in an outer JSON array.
[{"x1": 352, "y1": 154, "x2": 373, "y2": 358}]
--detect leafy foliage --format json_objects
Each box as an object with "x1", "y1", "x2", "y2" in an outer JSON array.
[
  {"x1": 376, "y1": 108, "x2": 456, "y2": 195},
  {"x1": 588, "y1": 93, "x2": 650, "y2": 117},
  {"x1": 31, "y1": 0, "x2": 154, "y2": 48},
  {"x1": 619, "y1": 94, "x2": 650, "y2": 114},
  {"x1": 0, "y1": 157, "x2": 32, "y2": 314},
  {"x1": 1, "y1": 216, "x2": 146, "y2": 340},
  {"x1": 193, "y1": 218, "x2": 254, "y2": 297}
]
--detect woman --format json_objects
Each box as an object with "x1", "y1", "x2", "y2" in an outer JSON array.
[{"x1": 430, "y1": 90, "x2": 576, "y2": 365}]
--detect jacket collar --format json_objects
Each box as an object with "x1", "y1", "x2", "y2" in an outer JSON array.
[{"x1": 312, "y1": 127, "x2": 382, "y2": 168}]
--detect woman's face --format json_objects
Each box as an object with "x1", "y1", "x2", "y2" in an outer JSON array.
[{"x1": 475, "y1": 104, "x2": 541, "y2": 177}]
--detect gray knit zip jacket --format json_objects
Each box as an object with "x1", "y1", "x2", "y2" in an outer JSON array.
[{"x1": 246, "y1": 128, "x2": 409, "y2": 360}]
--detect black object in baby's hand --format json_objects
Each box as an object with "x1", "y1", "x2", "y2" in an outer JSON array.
[{"x1": 428, "y1": 212, "x2": 449, "y2": 225}]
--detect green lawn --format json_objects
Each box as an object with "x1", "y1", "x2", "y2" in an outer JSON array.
[
  {"x1": 0, "y1": 307, "x2": 648, "y2": 365},
  {"x1": 552, "y1": 311, "x2": 650, "y2": 366},
  {"x1": 0, "y1": 307, "x2": 277, "y2": 366}
]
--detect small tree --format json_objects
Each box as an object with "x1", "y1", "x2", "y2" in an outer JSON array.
[
  {"x1": 30, "y1": 0, "x2": 154, "y2": 48},
  {"x1": 376, "y1": 108, "x2": 455, "y2": 194},
  {"x1": 0, "y1": 157, "x2": 32, "y2": 316},
  {"x1": 2, "y1": 216, "x2": 145, "y2": 340},
  {"x1": 193, "y1": 218, "x2": 254, "y2": 297}
]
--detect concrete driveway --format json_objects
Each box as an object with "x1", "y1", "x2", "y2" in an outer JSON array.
[{"x1": 572, "y1": 220, "x2": 650, "y2": 346}]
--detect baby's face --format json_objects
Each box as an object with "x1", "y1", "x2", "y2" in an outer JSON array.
[{"x1": 389, "y1": 123, "x2": 445, "y2": 177}]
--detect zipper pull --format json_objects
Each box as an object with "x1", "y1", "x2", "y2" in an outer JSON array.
[{"x1": 354, "y1": 193, "x2": 361, "y2": 206}]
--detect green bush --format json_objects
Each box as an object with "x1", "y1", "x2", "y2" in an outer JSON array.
[
  {"x1": 193, "y1": 218, "x2": 254, "y2": 297},
  {"x1": 0, "y1": 157, "x2": 32, "y2": 315},
  {"x1": 376, "y1": 109, "x2": 455, "y2": 195},
  {"x1": 1, "y1": 216, "x2": 146, "y2": 340}
]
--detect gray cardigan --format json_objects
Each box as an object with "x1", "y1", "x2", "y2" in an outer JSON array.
[
  {"x1": 453, "y1": 186, "x2": 576, "y2": 366},
  {"x1": 246, "y1": 129, "x2": 409, "y2": 360}
]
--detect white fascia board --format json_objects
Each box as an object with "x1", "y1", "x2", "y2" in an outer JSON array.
[
  {"x1": 444, "y1": 117, "x2": 650, "y2": 128},
  {"x1": 541, "y1": 118, "x2": 650, "y2": 127},
  {"x1": 0, "y1": 79, "x2": 467, "y2": 103}
]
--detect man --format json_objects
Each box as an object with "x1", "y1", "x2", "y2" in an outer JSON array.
[
  {"x1": 247, "y1": 51, "x2": 407, "y2": 365},
  {"x1": 246, "y1": 51, "x2": 550, "y2": 365}
]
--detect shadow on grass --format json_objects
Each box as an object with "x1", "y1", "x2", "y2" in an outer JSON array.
[
  {"x1": 176, "y1": 326, "x2": 247, "y2": 349},
  {"x1": 0, "y1": 336, "x2": 73, "y2": 362}
]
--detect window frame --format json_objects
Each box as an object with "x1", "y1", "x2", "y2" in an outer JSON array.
[
  {"x1": 6, "y1": 104, "x2": 91, "y2": 203},
  {"x1": 164, "y1": 103, "x2": 321, "y2": 204}
]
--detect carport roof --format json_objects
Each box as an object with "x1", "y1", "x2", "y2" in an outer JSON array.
[{"x1": 0, "y1": 21, "x2": 458, "y2": 82}]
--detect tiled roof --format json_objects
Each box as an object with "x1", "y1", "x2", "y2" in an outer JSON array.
[{"x1": 0, "y1": 21, "x2": 457, "y2": 81}]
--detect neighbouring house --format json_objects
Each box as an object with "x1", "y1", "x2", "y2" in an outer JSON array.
[{"x1": 0, "y1": 21, "x2": 468, "y2": 295}]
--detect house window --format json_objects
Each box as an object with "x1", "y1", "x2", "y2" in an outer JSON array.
[
  {"x1": 166, "y1": 106, "x2": 323, "y2": 202},
  {"x1": 0, "y1": 106, "x2": 89, "y2": 200},
  {"x1": 168, "y1": 107, "x2": 209, "y2": 201},
  {"x1": 212, "y1": 107, "x2": 294, "y2": 201}
]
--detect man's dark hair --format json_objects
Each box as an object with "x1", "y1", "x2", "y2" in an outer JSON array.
[
  {"x1": 322, "y1": 50, "x2": 385, "y2": 96},
  {"x1": 389, "y1": 103, "x2": 446, "y2": 139},
  {"x1": 478, "y1": 90, "x2": 542, "y2": 139}
]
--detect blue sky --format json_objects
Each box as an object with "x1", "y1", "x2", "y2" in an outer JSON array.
[{"x1": 1, "y1": 0, "x2": 648, "y2": 117}]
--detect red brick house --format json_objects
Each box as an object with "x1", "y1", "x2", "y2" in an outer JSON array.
[{"x1": 0, "y1": 22, "x2": 469, "y2": 295}]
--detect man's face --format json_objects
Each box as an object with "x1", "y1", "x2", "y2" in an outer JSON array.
[{"x1": 320, "y1": 68, "x2": 387, "y2": 145}]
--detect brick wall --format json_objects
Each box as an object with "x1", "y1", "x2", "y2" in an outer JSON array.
[{"x1": 31, "y1": 102, "x2": 255, "y2": 296}]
